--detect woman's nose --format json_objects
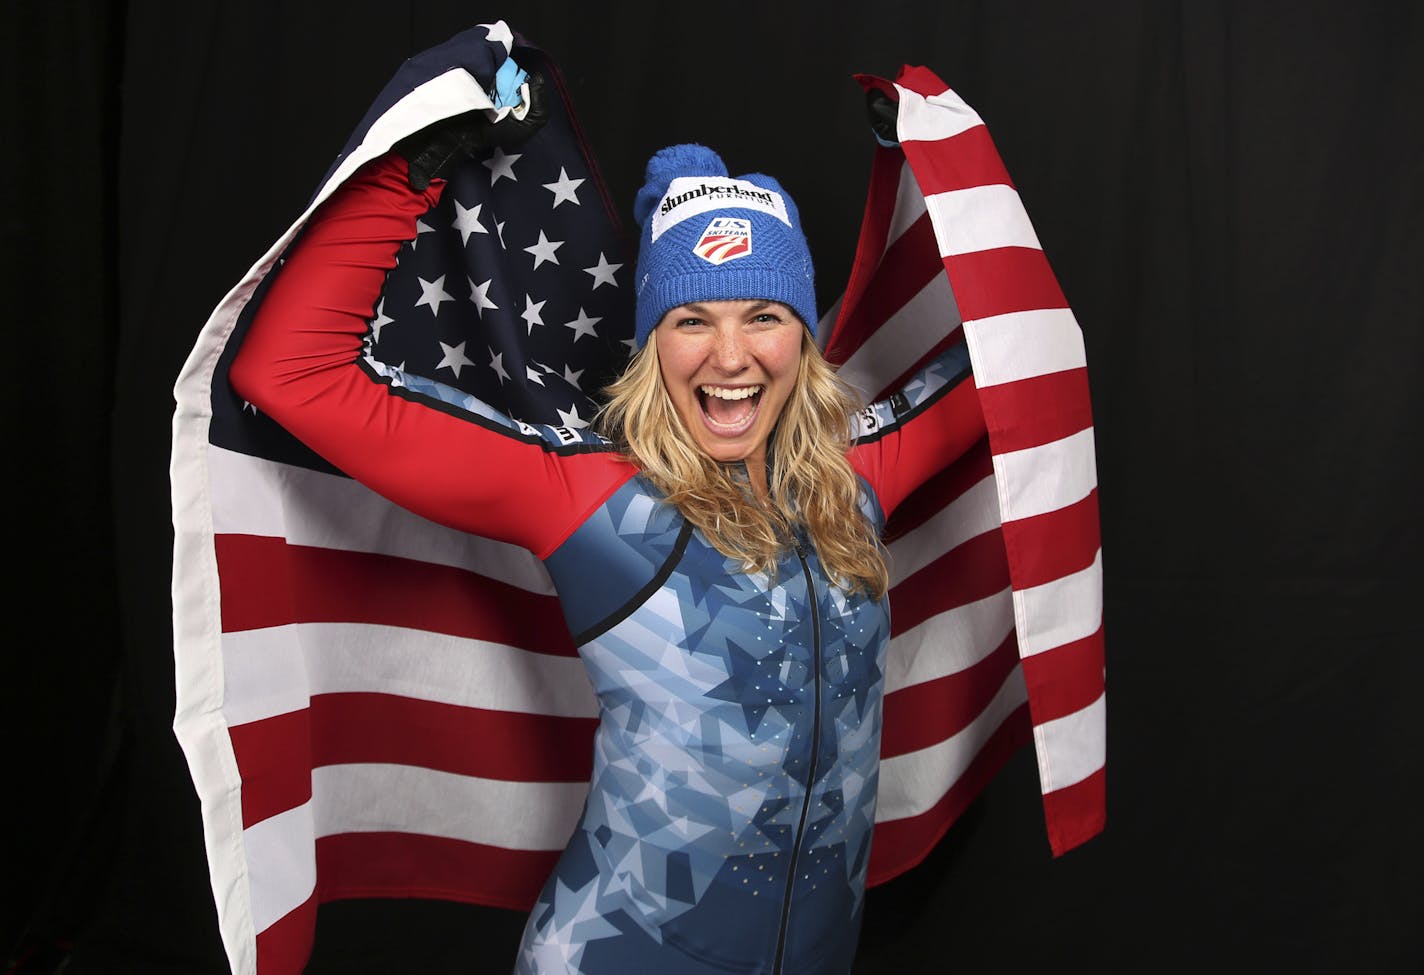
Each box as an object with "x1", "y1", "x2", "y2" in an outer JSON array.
[{"x1": 709, "y1": 328, "x2": 749, "y2": 372}]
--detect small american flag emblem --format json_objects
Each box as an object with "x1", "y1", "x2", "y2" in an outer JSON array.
[{"x1": 692, "y1": 217, "x2": 752, "y2": 264}]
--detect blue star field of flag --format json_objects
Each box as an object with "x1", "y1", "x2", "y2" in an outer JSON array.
[{"x1": 364, "y1": 91, "x2": 636, "y2": 432}]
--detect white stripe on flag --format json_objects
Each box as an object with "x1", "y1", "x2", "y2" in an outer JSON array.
[
  {"x1": 963, "y1": 309, "x2": 1087, "y2": 388},
  {"x1": 888, "y1": 475, "x2": 1001, "y2": 583},
  {"x1": 223, "y1": 623, "x2": 598, "y2": 728},
  {"x1": 925, "y1": 184, "x2": 1043, "y2": 257},
  {"x1": 876, "y1": 666, "x2": 1028, "y2": 822},
  {"x1": 887, "y1": 160, "x2": 929, "y2": 245},
  {"x1": 884, "y1": 588, "x2": 1015, "y2": 694},
  {"x1": 209, "y1": 447, "x2": 556, "y2": 595},
  {"x1": 1013, "y1": 551, "x2": 1103, "y2": 658},
  {"x1": 244, "y1": 802, "x2": 317, "y2": 934},
  {"x1": 990, "y1": 427, "x2": 1098, "y2": 523},
  {"x1": 222, "y1": 624, "x2": 309, "y2": 726},
  {"x1": 310, "y1": 763, "x2": 589, "y2": 850},
  {"x1": 836, "y1": 270, "x2": 961, "y2": 400},
  {"x1": 894, "y1": 83, "x2": 983, "y2": 143},
  {"x1": 1033, "y1": 693, "x2": 1106, "y2": 793}
]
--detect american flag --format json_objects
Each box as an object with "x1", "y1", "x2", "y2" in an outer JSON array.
[
  {"x1": 829, "y1": 68, "x2": 1105, "y2": 876},
  {"x1": 171, "y1": 23, "x2": 1104, "y2": 975}
]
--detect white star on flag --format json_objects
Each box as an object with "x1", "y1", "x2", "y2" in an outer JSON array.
[
  {"x1": 414, "y1": 274, "x2": 455, "y2": 316},
  {"x1": 488, "y1": 348, "x2": 510, "y2": 385},
  {"x1": 562, "y1": 307, "x2": 602, "y2": 341},
  {"x1": 468, "y1": 277, "x2": 498, "y2": 319},
  {"x1": 526, "y1": 365, "x2": 546, "y2": 386},
  {"x1": 480, "y1": 20, "x2": 514, "y2": 51},
  {"x1": 369, "y1": 297, "x2": 395, "y2": 342},
  {"x1": 452, "y1": 200, "x2": 489, "y2": 245},
  {"x1": 520, "y1": 294, "x2": 547, "y2": 334},
  {"x1": 435, "y1": 340, "x2": 474, "y2": 378},
  {"x1": 542, "y1": 167, "x2": 585, "y2": 208},
  {"x1": 411, "y1": 218, "x2": 435, "y2": 249},
  {"x1": 557, "y1": 404, "x2": 588, "y2": 429},
  {"x1": 496, "y1": 220, "x2": 507, "y2": 248},
  {"x1": 583, "y1": 252, "x2": 622, "y2": 290},
  {"x1": 524, "y1": 230, "x2": 564, "y2": 269},
  {"x1": 563, "y1": 364, "x2": 584, "y2": 388},
  {"x1": 484, "y1": 147, "x2": 521, "y2": 184}
]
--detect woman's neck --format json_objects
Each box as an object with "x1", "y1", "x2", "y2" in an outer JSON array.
[{"x1": 740, "y1": 445, "x2": 771, "y2": 504}]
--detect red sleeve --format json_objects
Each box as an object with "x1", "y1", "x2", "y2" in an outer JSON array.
[
  {"x1": 229, "y1": 153, "x2": 632, "y2": 558},
  {"x1": 847, "y1": 375, "x2": 986, "y2": 519}
]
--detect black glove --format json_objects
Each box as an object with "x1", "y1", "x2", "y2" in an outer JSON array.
[
  {"x1": 865, "y1": 88, "x2": 899, "y2": 146},
  {"x1": 396, "y1": 70, "x2": 550, "y2": 191}
]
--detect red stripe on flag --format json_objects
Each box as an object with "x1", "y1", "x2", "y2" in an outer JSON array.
[
  {"x1": 881, "y1": 440, "x2": 994, "y2": 543},
  {"x1": 216, "y1": 533, "x2": 575, "y2": 655},
  {"x1": 1042, "y1": 765, "x2": 1106, "y2": 858},
  {"x1": 891, "y1": 64, "x2": 959, "y2": 103},
  {"x1": 825, "y1": 144, "x2": 904, "y2": 364},
  {"x1": 888, "y1": 528, "x2": 1009, "y2": 637},
  {"x1": 309, "y1": 692, "x2": 596, "y2": 782},
  {"x1": 942, "y1": 247, "x2": 1067, "y2": 322},
  {"x1": 867, "y1": 703, "x2": 1032, "y2": 885},
  {"x1": 852, "y1": 72, "x2": 899, "y2": 102},
  {"x1": 829, "y1": 215, "x2": 944, "y2": 363},
  {"x1": 1000, "y1": 489, "x2": 1100, "y2": 590},
  {"x1": 901, "y1": 124, "x2": 1013, "y2": 196},
  {"x1": 230, "y1": 709, "x2": 313, "y2": 828},
  {"x1": 880, "y1": 633, "x2": 1019, "y2": 757},
  {"x1": 254, "y1": 891, "x2": 316, "y2": 975},
  {"x1": 1020, "y1": 629, "x2": 1105, "y2": 724},
  {"x1": 977, "y1": 366, "x2": 1094, "y2": 454},
  {"x1": 315, "y1": 831, "x2": 559, "y2": 912},
  {"x1": 232, "y1": 696, "x2": 598, "y2": 829}
]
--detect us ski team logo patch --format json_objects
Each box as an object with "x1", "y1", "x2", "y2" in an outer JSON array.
[{"x1": 693, "y1": 217, "x2": 752, "y2": 265}]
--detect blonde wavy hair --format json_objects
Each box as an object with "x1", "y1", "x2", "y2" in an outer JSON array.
[{"x1": 598, "y1": 332, "x2": 890, "y2": 600}]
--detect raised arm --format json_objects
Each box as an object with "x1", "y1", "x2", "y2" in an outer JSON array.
[
  {"x1": 228, "y1": 152, "x2": 632, "y2": 557},
  {"x1": 847, "y1": 341, "x2": 986, "y2": 518}
]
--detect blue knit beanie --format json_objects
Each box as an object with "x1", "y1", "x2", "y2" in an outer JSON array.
[{"x1": 632, "y1": 144, "x2": 816, "y2": 348}]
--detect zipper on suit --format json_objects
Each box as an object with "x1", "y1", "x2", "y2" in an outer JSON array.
[{"x1": 773, "y1": 540, "x2": 823, "y2": 975}]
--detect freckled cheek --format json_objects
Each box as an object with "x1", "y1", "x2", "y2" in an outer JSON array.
[
  {"x1": 763, "y1": 350, "x2": 802, "y2": 386},
  {"x1": 657, "y1": 346, "x2": 701, "y2": 391},
  {"x1": 749, "y1": 333, "x2": 800, "y2": 371}
]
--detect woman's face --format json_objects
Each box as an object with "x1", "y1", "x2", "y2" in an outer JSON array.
[{"x1": 654, "y1": 299, "x2": 804, "y2": 469}]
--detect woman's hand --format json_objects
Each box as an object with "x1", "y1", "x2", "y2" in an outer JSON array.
[{"x1": 396, "y1": 69, "x2": 550, "y2": 191}]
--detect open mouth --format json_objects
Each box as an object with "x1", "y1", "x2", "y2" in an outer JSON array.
[{"x1": 697, "y1": 383, "x2": 764, "y2": 436}]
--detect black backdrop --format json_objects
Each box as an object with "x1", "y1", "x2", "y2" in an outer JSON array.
[{"x1": 6, "y1": 2, "x2": 1422, "y2": 973}]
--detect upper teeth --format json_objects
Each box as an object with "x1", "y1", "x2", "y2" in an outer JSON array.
[{"x1": 701, "y1": 385, "x2": 762, "y2": 400}]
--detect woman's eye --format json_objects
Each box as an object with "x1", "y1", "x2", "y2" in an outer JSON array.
[
  {"x1": 752, "y1": 313, "x2": 782, "y2": 325},
  {"x1": 676, "y1": 318, "x2": 704, "y2": 328}
]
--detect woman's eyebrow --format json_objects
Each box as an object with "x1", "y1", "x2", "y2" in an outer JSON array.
[{"x1": 678, "y1": 300, "x2": 776, "y2": 316}]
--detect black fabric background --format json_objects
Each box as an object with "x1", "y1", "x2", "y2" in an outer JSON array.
[{"x1": 5, "y1": 2, "x2": 1421, "y2": 973}]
